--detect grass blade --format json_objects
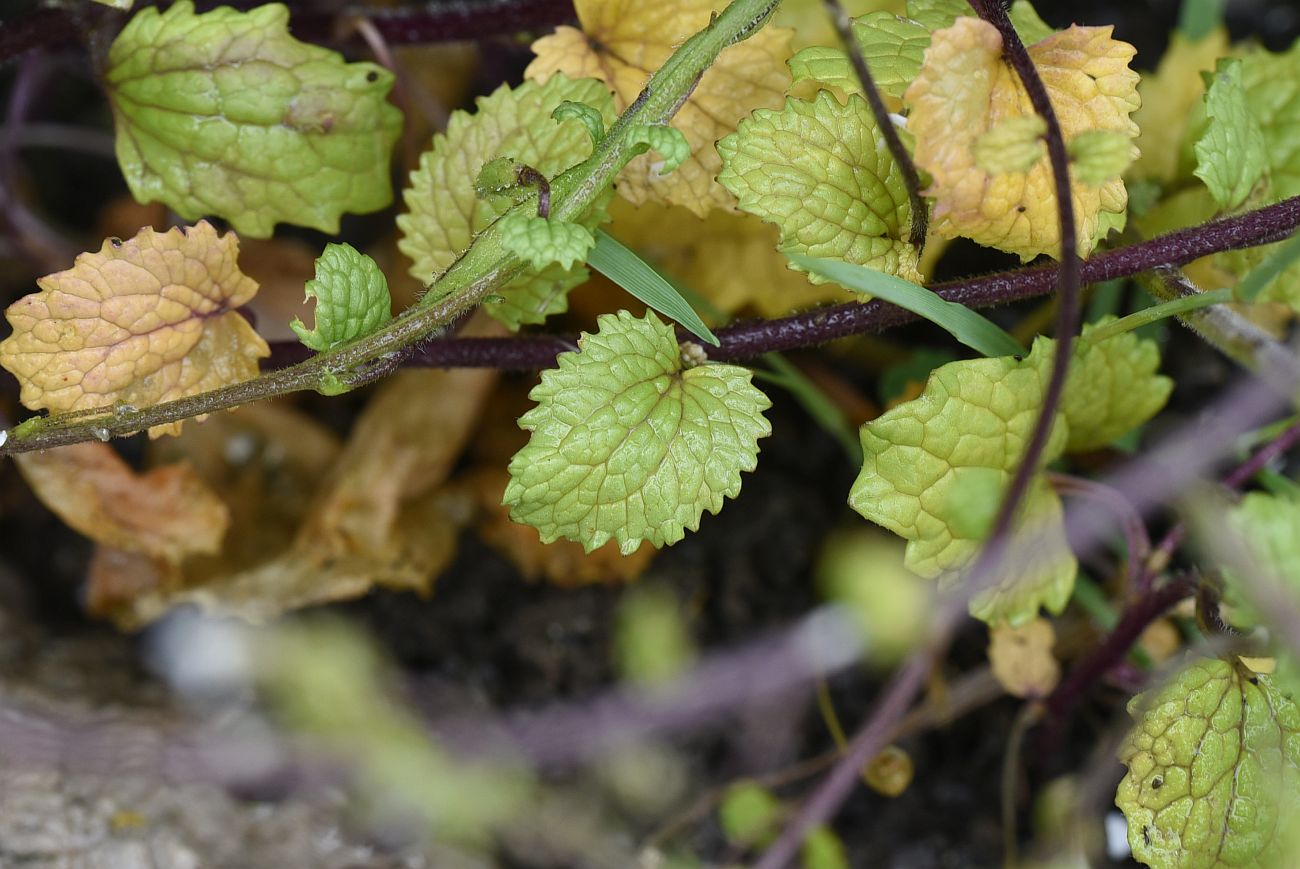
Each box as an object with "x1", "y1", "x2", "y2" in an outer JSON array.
[
  {"x1": 788, "y1": 254, "x2": 1025, "y2": 357},
  {"x1": 588, "y1": 229, "x2": 720, "y2": 346}
]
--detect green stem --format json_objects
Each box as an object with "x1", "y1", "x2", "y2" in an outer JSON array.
[
  {"x1": 0, "y1": 0, "x2": 784, "y2": 457},
  {"x1": 1082, "y1": 287, "x2": 1233, "y2": 343}
]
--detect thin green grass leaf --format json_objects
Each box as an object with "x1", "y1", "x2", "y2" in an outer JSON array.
[
  {"x1": 1237, "y1": 233, "x2": 1300, "y2": 301},
  {"x1": 588, "y1": 230, "x2": 719, "y2": 346},
  {"x1": 758, "y1": 353, "x2": 862, "y2": 463},
  {"x1": 1084, "y1": 288, "x2": 1232, "y2": 343},
  {"x1": 789, "y1": 254, "x2": 1024, "y2": 358}
]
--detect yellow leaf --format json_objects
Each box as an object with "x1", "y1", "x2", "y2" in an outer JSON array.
[
  {"x1": 15, "y1": 442, "x2": 228, "y2": 563},
  {"x1": 526, "y1": 0, "x2": 792, "y2": 217},
  {"x1": 904, "y1": 18, "x2": 1140, "y2": 260},
  {"x1": 1130, "y1": 29, "x2": 1230, "y2": 183},
  {"x1": 0, "y1": 221, "x2": 269, "y2": 437},
  {"x1": 988, "y1": 617, "x2": 1060, "y2": 698}
]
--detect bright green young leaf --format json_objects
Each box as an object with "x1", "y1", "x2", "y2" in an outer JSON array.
[
  {"x1": 105, "y1": 1, "x2": 401, "y2": 238},
  {"x1": 1068, "y1": 130, "x2": 1138, "y2": 186},
  {"x1": 974, "y1": 116, "x2": 1048, "y2": 176},
  {"x1": 627, "y1": 125, "x2": 690, "y2": 175},
  {"x1": 290, "y1": 243, "x2": 392, "y2": 352},
  {"x1": 788, "y1": 12, "x2": 931, "y2": 101},
  {"x1": 1195, "y1": 59, "x2": 1270, "y2": 210},
  {"x1": 848, "y1": 340, "x2": 1077, "y2": 625},
  {"x1": 1007, "y1": 0, "x2": 1057, "y2": 44},
  {"x1": 718, "y1": 91, "x2": 922, "y2": 284},
  {"x1": 787, "y1": 0, "x2": 1054, "y2": 102},
  {"x1": 790, "y1": 255, "x2": 1025, "y2": 359},
  {"x1": 498, "y1": 214, "x2": 595, "y2": 271},
  {"x1": 397, "y1": 76, "x2": 616, "y2": 330},
  {"x1": 504, "y1": 311, "x2": 771, "y2": 555},
  {"x1": 1239, "y1": 36, "x2": 1300, "y2": 199},
  {"x1": 552, "y1": 100, "x2": 607, "y2": 148},
  {"x1": 1062, "y1": 317, "x2": 1173, "y2": 452},
  {"x1": 474, "y1": 156, "x2": 525, "y2": 201},
  {"x1": 587, "y1": 230, "x2": 719, "y2": 346},
  {"x1": 1117, "y1": 657, "x2": 1300, "y2": 868}
]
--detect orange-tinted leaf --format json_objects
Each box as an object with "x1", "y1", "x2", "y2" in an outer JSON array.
[
  {"x1": 0, "y1": 221, "x2": 269, "y2": 436},
  {"x1": 473, "y1": 469, "x2": 656, "y2": 586},
  {"x1": 15, "y1": 442, "x2": 227, "y2": 563},
  {"x1": 905, "y1": 19, "x2": 1139, "y2": 260}
]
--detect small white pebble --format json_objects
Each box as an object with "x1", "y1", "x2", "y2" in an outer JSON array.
[{"x1": 1105, "y1": 811, "x2": 1132, "y2": 861}]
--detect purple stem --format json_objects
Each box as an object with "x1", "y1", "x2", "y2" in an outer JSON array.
[
  {"x1": 752, "y1": 640, "x2": 945, "y2": 869},
  {"x1": 1144, "y1": 417, "x2": 1300, "y2": 582},
  {"x1": 822, "y1": 0, "x2": 927, "y2": 248},
  {"x1": 329, "y1": 195, "x2": 1300, "y2": 371},
  {"x1": 759, "y1": 4, "x2": 1084, "y2": 862},
  {"x1": 1044, "y1": 575, "x2": 1198, "y2": 724},
  {"x1": 961, "y1": 0, "x2": 1081, "y2": 598},
  {"x1": 1049, "y1": 473, "x2": 1151, "y2": 592}
]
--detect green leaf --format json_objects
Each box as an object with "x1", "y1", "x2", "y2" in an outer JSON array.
[
  {"x1": 1062, "y1": 317, "x2": 1173, "y2": 452},
  {"x1": 788, "y1": 12, "x2": 931, "y2": 101},
  {"x1": 105, "y1": 1, "x2": 401, "y2": 238},
  {"x1": 627, "y1": 124, "x2": 690, "y2": 175},
  {"x1": 1117, "y1": 657, "x2": 1300, "y2": 868},
  {"x1": 719, "y1": 782, "x2": 782, "y2": 847},
  {"x1": 1179, "y1": 0, "x2": 1226, "y2": 42},
  {"x1": 587, "y1": 230, "x2": 719, "y2": 347},
  {"x1": 498, "y1": 214, "x2": 595, "y2": 271},
  {"x1": 397, "y1": 76, "x2": 616, "y2": 330},
  {"x1": 290, "y1": 243, "x2": 392, "y2": 352},
  {"x1": 1220, "y1": 492, "x2": 1300, "y2": 629},
  {"x1": 1068, "y1": 130, "x2": 1138, "y2": 186},
  {"x1": 786, "y1": 1, "x2": 1053, "y2": 103},
  {"x1": 973, "y1": 116, "x2": 1047, "y2": 176},
  {"x1": 1239, "y1": 40, "x2": 1300, "y2": 200},
  {"x1": 504, "y1": 311, "x2": 771, "y2": 554},
  {"x1": 801, "y1": 826, "x2": 851, "y2": 869},
  {"x1": 789, "y1": 255, "x2": 1025, "y2": 359},
  {"x1": 616, "y1": 585, "x2": 694, "y2": 686},
  {"x1": 1195, "y1": 59, "x2": 1269, "y2": 210},
  {"x1": 1007, "y1": 0, "x2": 1056, "y2": 44},
  {"x1": 552, "y1": 99, "x2": 606, "y2": 148},
  {"x1": 848, "y1": 340, "x2": 1077, "y2": 625},
  {"x1": 717, "y1": 91, "x2": 922, "y2": 285}
]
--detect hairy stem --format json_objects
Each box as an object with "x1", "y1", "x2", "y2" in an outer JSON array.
[
  {"x1": 1140, "y1": 265, "x2": 1300, "y2": 400},
  {"x1": 822, "y1": 0, "x2": 927, "y2": 248},
  {"x1": 0, "y1": 0, "x2": 784, "y2": 457},
  {"x1": 383, "y1": 194, "x2": 1300, "y2": 370}
]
